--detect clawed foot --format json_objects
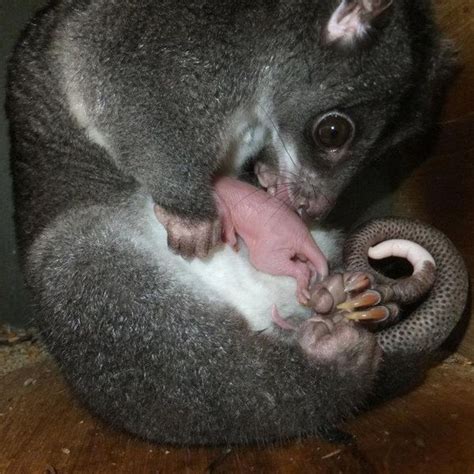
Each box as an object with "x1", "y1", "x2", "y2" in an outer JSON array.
[
  {"x1": 308, "y1": 272, "x2": 400, "y2": 327},
  {"x1": 297, "y1": 313, "x2": 382, "y2": 375},
  {"x1": 154, "y1": 205, "x2": 222, "y2": 259}
]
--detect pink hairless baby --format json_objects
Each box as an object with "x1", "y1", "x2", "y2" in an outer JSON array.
[{"x1": 214, "y1": 176, "x2": 328, "y2": 304}]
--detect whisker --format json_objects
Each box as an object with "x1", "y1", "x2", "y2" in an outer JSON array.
[
  {"x1": 226, "y1": 185, "x2": 292, "y2": 213},
  {"x1": 236, "y1": 171, "x2": 304, "y2": 198},
  {"x1": 437, "y1": 111, "x2": 474, "y2": 125},
  {"x1": 262, "y1": 196, "x2": 293, "y2": 226},
  {"x1": 229, "y1": 187, "x2": 266, "y2": 209},
  {"x1": 239, "y1": 168, "x2": 300, "y2": 182},
  {"x1": 256, "y1": 104, "x2": 299, "y2": 172}
]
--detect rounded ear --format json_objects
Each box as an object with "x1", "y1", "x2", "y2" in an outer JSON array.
[{"x1": 324, "y1": 0, "x2": 393, "y2": 46}]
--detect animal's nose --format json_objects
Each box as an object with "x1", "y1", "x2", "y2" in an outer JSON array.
[
  {"x1": 296, "y1": 194, "x2": 334, "y2": 219},
  {"x1": 296, "y1": 198, "x2": 310, "y2": 214}
]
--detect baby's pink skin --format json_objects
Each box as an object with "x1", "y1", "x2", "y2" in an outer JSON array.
[{"x1": 214, "y1": 177, "x2": 329, "y2": 304}]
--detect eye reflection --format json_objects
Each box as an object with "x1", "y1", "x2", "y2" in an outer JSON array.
[{"x1": 312, "y1": 112, "x2": 355, "y2": 150}]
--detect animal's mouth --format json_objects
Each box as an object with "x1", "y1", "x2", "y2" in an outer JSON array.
[{"x1": 254, "y1": 163, "x2": 334, "y2": 221}]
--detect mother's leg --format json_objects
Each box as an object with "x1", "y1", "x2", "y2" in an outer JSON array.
[{"x1": 26, "y1": 192, "x2": 381, "y2": 444}]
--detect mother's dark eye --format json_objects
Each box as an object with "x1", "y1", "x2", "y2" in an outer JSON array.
[{"x1": 312, "y1": 112, "x2": 355, "y2": 150}]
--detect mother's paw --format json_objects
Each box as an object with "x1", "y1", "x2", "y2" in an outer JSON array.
[
  {"x1": 308, "y1": 272, "x2": 400, "y2": 327},
  {"x1": 297, "y1": 315, "x2": 382, "y2": 375},
  {"x1": 154, "y1": 205, "x2": 222, "y2": 259}
]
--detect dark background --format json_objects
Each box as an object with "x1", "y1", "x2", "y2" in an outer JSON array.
[{"x1": 1, "y1": 1, "x2": 47, "y2": 326}]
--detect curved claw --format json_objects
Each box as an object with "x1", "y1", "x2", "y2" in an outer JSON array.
[
  {"x1": 308, "y1": 270, "x2": 401, "y2": 326},
  {"x1": 343, "y1": 272, "x2": 373, "y2": 293},
  {"x1": 346, "y1": 306, "x2": 390, "y2": 322},
  {"x1": 340, "y1": 275, "x2": 399, "y2": 325},
  {"x1": 337, "y1": 290, "x2": 382, "y2": 311}
]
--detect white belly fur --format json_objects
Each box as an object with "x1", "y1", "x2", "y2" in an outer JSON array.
[{"x1": 140, "y1": 200, "x2": 343, "y2": 331}]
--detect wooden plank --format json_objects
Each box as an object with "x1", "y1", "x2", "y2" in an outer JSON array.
[
  {"x1": 1, "y1": 358, "x2": 473, "y2": 473},
  {"x1": 393, "y1": 0, "x2": 474, "y2": 359}
]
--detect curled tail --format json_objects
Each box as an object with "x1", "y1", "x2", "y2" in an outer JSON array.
[{"x1": 343, "y1": 217, "x2": 469, "y2": 355}]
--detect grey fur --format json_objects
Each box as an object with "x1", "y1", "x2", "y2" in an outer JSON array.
[{"x1": 6, "y1": 0, "x2": 459, "y2": 444}]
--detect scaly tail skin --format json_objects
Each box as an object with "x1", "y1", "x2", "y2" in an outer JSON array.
[{"x1": 344, "y1": 217, "x2": 469, "y2": 356}]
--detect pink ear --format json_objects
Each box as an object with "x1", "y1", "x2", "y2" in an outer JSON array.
[{"x1": 325, "y1": 0, "x2": 393, "y2": 46}]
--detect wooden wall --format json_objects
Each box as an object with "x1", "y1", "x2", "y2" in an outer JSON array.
[{"x1": 394, "y1": 1, "x2": 474, "y2": 358}]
